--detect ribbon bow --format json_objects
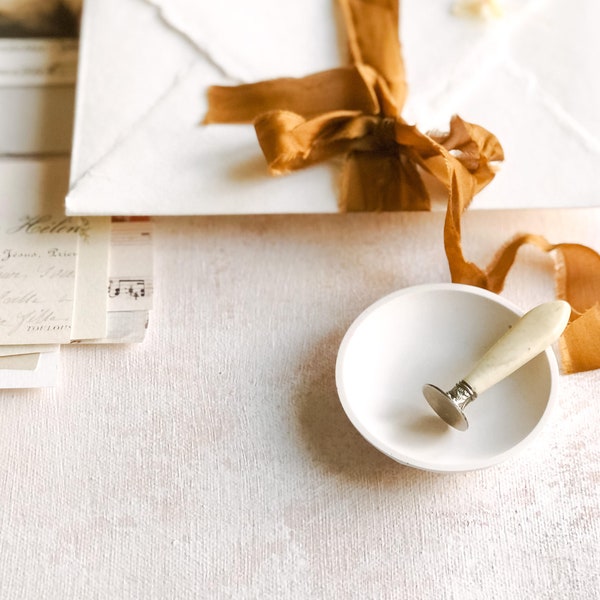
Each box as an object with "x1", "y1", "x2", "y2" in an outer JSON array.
[{"x1": 205, "y1": 0, "x2": 600, "y2": 373}]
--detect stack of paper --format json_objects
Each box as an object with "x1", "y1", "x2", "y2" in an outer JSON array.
[
  {"x1": 0, "y1": 32, "x2": 152, "y2": 389},
  {"x1": 0, "y1": 159, "x2": 153, "y2": 389}
]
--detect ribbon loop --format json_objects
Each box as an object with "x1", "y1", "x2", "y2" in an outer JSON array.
[{"x1": 204, "y1": 67, "x2": 380, "y2": 124}]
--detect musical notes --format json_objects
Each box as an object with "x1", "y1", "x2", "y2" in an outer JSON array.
[
  {"x1": 108, "y1": 278, "x2": 146, "y2": 300},
  {"x1": 106, "y1": 220, "x2": 153, "y2": 312}
]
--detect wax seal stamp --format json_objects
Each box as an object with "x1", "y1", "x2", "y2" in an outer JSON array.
[
  {"x1": 423, "y1": 300, "x2": 571, "y2": 431},
  {"x1": 336, "y1": 284, "x2": 565, "y2": 471}
]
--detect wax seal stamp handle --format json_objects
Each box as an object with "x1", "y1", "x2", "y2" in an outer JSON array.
[{"x1": 464, "y1": 300, "x2": 571, "y2": 395}]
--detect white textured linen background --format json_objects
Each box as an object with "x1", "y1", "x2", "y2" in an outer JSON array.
[{"x1": 0, "y1": 210, "x2": 598, "y2": 599}]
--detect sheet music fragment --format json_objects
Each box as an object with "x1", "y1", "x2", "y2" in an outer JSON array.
[
  {"x1": 107, "y1": 220, "x2": 153, "y2": 312},
  {"x1": 82, "y1": 219, "x2": 153, "y2": 344}
]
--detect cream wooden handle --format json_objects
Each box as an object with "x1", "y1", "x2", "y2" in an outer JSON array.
[{"x1": 464, "y1": 301, "x2": 571, "y2": 395}]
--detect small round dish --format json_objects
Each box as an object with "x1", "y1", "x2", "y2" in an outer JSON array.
[{"x1": 335, "y1": 283, "x2": 559, "y2": 472}]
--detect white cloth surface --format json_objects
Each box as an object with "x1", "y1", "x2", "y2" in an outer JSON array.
[{"x1": 0, "y1": 210, "x2": 598, "y2": 599}]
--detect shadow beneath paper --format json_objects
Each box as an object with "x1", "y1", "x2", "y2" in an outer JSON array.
[{"x1": 294, "y1": 330, "x2": 435, "y2": 485}]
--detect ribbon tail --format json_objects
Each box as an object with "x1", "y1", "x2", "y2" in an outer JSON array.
[
  {"x1": 443, "y1": 169, "x2": 489, "y2": 287},
  {"x1": 560, "y1": 305, "x2": 600, "y2": 374},
  {"x1": 415, "y1": 116, "x2": 505, "y2": 288},
  {"x1": 340, "y1": 149, "x2": 430, "y2": 212},
  {"x1": 553, "y1": 243, "x2": 600, "y2": 373},
  {"x1": 339, "y1": 0, "x2": 406, "y2": 111},
  {"x1": 450, "y1": 230, "x2": 600, "y2": 374}
]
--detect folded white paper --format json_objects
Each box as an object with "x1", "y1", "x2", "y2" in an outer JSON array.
[
  {"x1": 0, "y1": 344, "x2": 56, "y2": 357},
  {"x1": 67, "y1": 0, "x2": 600, "y2": 215},
  {"x1": 0, "y1": 353, "x2": 39, "y2": 371},
  {"x1": 0, "y1": 348, "x2": 59, "y2": 389}
]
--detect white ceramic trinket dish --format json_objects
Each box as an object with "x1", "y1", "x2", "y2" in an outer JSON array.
[{"x1": 335, "y1": 283, "x2": 561, "y2": 472}]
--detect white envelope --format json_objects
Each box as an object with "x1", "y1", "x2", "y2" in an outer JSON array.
[{"x1": 66, "y1": 0, "x2": 600, "y2": 216}]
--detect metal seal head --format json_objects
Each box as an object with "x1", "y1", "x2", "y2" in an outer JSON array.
[{"x1": 422, "y1": 381, "x2": 477, "y2": 432}]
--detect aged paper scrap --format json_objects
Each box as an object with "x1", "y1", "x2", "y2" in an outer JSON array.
[{"x1": 0, "y1": 159, "x2": 107, "y2": 344}]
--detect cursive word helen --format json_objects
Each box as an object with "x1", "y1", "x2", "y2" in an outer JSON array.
[{"x1": 7, "y1": 215, "x2": 90, "y2": 237}]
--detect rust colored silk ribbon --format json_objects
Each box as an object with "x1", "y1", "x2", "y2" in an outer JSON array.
[{"x1": 205, "y1": 0, "x2": 600, "y2": 373}]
